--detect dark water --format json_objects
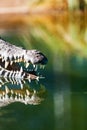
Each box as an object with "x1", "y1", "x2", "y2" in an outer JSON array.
[{"x1": 0, "y1": 13, "x2": 87, "y2": 130}]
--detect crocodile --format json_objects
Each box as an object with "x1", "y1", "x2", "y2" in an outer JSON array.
[{"x1": 0, "y1": 38, "x2": 48, "y2": 81}]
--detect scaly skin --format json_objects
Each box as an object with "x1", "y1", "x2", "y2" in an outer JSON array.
[{"x1": 0, "y1": 39, "x2": 48, "y2": 81}]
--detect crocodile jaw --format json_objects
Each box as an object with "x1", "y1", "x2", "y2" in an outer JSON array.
[{"x1": 0, "y1": 39, "x2": 48, "y2": 80}]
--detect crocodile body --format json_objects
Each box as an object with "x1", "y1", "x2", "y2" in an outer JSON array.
[{"x1": 0, "y1": 39, "x2": 48, "y2": 81}]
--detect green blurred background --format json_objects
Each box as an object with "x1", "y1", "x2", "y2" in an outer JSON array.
[{"x1": 0, "y1": 0, "x2": 87, "y2": 130}]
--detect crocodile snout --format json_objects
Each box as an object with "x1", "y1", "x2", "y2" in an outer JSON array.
[{"x1": 26, "y1": 50, "x2": 48, "y2": 65}]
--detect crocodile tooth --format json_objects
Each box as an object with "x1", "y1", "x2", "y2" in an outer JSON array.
[
  {"x1": 35, "y1": 65, "x2": 38, "y2": 71},
  {"x1": 2, "y1": 91, "x2": 5, "y2": 96},
  {"x1": 15, "y1": 71, "x2": 19, "y2": 78},
  {"x1": 0, "y1": 78, "x2": 3, "y2": 84},
  {"x1": 42, "y1": 65, "x2": 45, "y2": 69},
  {"x1": 10, "y1": 61, "x2": 13, "y2": 65},
  {"x1": 18, "y1": 93, "x2": 21, "y2": 97},
  {"x1": 2, "y1": 57, "x2": 5, "y2": 62},
  {"x1": 28, "y1": 78, "x2": 31, "y2": 83},
  {"x1": 20, "y1": 67, "x2": 23, "y2": 73},
  {"x1": 9, "y1": 71, "x2": 13, "y2": 77},
  {"x1": 18, "y1": 96, "x2": 21, "y2": 101},
  {"x1": 10, "y1": 95, "x2": 13, "y2": 100},
  {"x1": 11, "y1": 89, "x2": 14, "y2": 94},
  {"x1": 19, "y1": 80, "x2": 23, "y2": 89},
  {"x1": 13, "y1": 54, "x2": 16, "y2": 60},
  {"x1": 26, "y1": 89, "x2": 30, "y2": 96},
  {"x1": 14, "y1": 60, "x2": 16, "y2": 63},
  {"x1": 4, "y1": 94, "x2": 9, "y2": 99},
  {"x1": 36, "y1": 76, "x2": 39, "y2": 81},
  {"x1": 9, "y1": 55, "x2": 13, "y2": 61},
  {"x1": 5, "y1": 61, "x2": 9, "y2": 68},
  {"x1": 17, "y1": 58, "x2": 20, "y2": 62},
  {"x1": 34, "y1": 90, "x2": 37, "y2": 94},
  {"x1": 20, "y1": 83, "x2": 23, "y2": 89},
  {"x1": 0, "y1": 70, "x2": 3, "y2": 75},
  {"x1": 18, "y1": 71, "x2": 22, "y2": 77},
  {"x1": 33, "y1": 64, "x2": 36, "y2": 68},
  {"x1": 26, "y1": 62, "x2": 29, "y2": 68},
  {"x1": 22, "y1": 79, "x2": 25, "y2": 84},
  {"x1": 15, "y1": 95, "x2": 17, "y2": 100},
  {"x1": 20, "y1": 94, "x2": 23, "y2": 99},
  {"x1": 20, "y1": 57, "x2": 23, "y2": 62},
  {"x1": 5, "y1": 86, "x2": 9, "y2": 94},
  {"x1": 15, "y1": 92, "x2": 17, "y2": 95}
]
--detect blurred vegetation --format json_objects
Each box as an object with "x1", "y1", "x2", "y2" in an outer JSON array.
[
  {"x1": 67, "y1": 0, "x2": 87, "y2": 11},
  {"x1": 28, "y1": 0, "x2": 87, "y2": 12},
  {"x1": 1, "y1": 0, "x2": 87, "y2": 12},
  {"x1": 1, "y1": 12, "x2": 87, "y2": 77},
  {"x1": 0, "y1": 0, "x2": 87, "y2": 77}
]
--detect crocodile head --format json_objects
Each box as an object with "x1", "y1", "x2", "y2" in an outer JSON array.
[{"x1": 0, "y1": 39, "x2": 48, "y2": 81}]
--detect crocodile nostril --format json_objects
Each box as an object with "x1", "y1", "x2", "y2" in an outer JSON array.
[{"x1": 36, "y1": 55, "x2": 39, "y2": 58}]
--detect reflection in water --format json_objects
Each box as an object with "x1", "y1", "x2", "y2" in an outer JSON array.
[{"x1": 0, "y1": 77, "x2": 46, "y2": 107}]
